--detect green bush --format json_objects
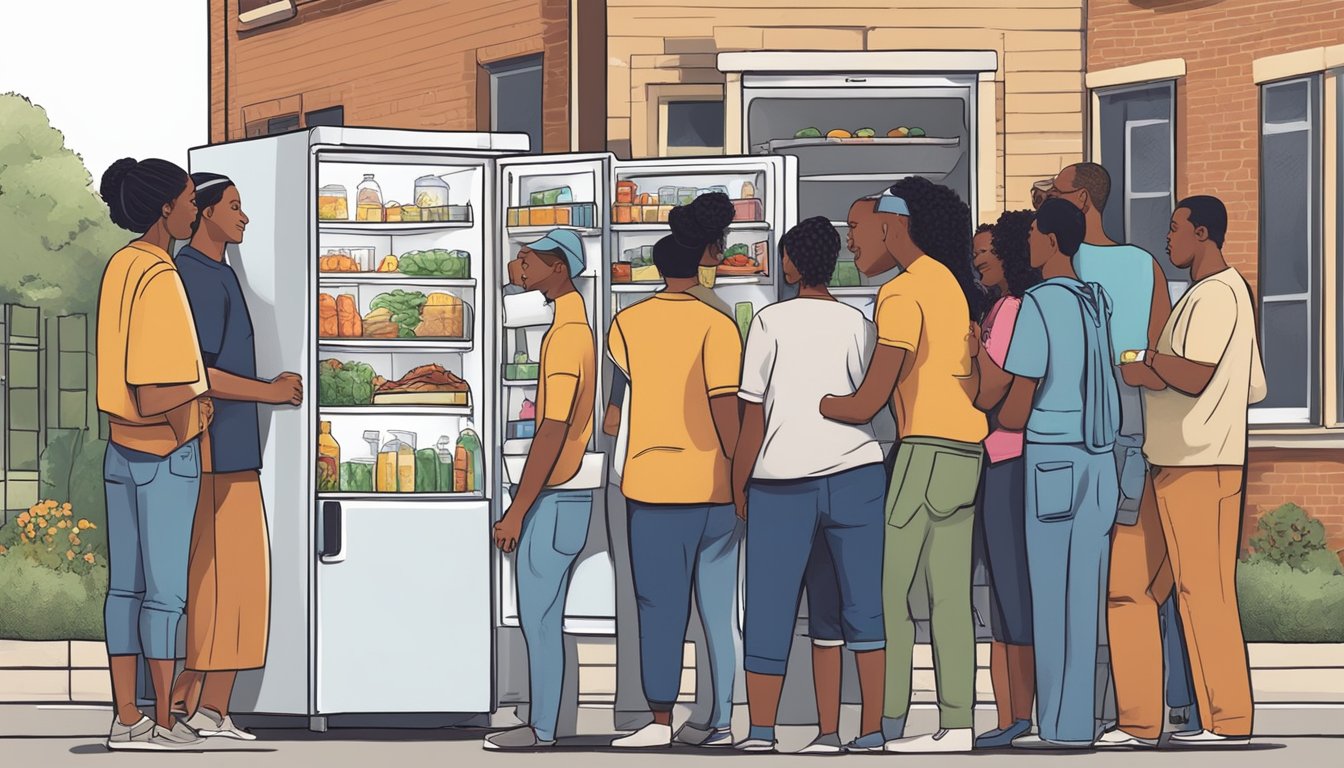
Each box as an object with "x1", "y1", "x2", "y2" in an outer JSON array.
[
  {"x1": 1238, "y1": 558, "x2": 1344, "y2": 642},
  {"x1": 0, "y1": 550, "x2": 105, "y2": 641},
  {"x1": 1248, "y1": 502, "x2": 1332, "y2": 571}
]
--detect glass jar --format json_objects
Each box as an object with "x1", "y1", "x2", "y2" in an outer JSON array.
[
  {"x1": 356, "y1": 174, "x2": 384, "y2": 222},
  {"x1": 318, "y1": 184, "x2": 349, "y2": 221},
  {"x1": 415, "y1": 175, "x2": 451, "y2": 221},
  {"x1": 378, "y1": 430, "x2": 417, "y2": 493}
]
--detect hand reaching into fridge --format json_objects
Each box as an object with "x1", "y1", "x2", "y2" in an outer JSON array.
[
  {"x1": 267, "y1": 372, "x2": 305, "y2": 406},
  {"x1": 493, "y1": 512, "x2": 523, "y2": 553}
]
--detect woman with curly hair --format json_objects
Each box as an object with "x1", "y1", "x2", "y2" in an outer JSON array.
[
  {"x1": 731, "y1": 217, "x2": 889, "y2": 754},
  {"x1": 969, "y1": 210, "x2": 1041, "y2": 748},
  {"x1": 608, "y1": 192, "x2": 743, "y2": 750},
  {"x1": 821, "y1": 178, "x2": 989, "y2": 754}
]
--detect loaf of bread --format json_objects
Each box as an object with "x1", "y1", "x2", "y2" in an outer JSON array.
[
  {"x1": 336, "y1": 294, "x2": 362, "y2": 338},
  {"x1": 319, "y1": 293, "x2": 338, "y2": 337}
]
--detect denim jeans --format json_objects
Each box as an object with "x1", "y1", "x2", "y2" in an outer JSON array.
[
  {"x1": 627, "y1": 501, "x2": 740, "y2": 730},
  {"x1": 103, "y1": 439, "x2": 202, "y2": 660},
  {"x1": 517, "y1": 489, "x2": 592, "y2": 742}
]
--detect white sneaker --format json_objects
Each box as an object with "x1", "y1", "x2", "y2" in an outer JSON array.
[
  {"x1": 186, "y1": 708, "x2": 257, "y2": 741},
  {"x1": 611, "y1": 723, "x2": 672, "y2": 749},
  {"x1": 111, "y1": 719, "x2": 203, "y2": 751},
  {"x1": 1096, "y1": 729, "x2": 1158, "y2": 749},
  {"x1": 106, "y1": 715, "x2": 155, "y2": 751},
  {"x1": 885, "y1": 728, "x2": 973, "y2": 753},
  {"x1": 733, "y1": 738, "x2": 776, "y2": 753},
  {"x1": 1169, "y1": 729, "x2": 1250, "y2": 746}
]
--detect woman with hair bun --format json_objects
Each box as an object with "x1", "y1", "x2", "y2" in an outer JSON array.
[
  {"x1": 608, "y1": 192, "x2": 743, "y2": 750},
  {"x1": 167, "y1": 173, "x2": 302, "y2": 741},
  {"x1": 95, "y1": 158, "x2": 208, "y2": 751}
]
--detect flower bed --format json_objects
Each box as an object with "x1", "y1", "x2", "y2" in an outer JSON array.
[{"x1": 0, "y1": 500, "x2": 107, "y2": 641}]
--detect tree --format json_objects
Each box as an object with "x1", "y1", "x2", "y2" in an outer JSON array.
[{"x1": 0, "y1": 93, "x2": 128, "y2": 315}]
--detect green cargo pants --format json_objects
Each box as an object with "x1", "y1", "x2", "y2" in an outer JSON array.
[{"x1": 883, "y1": 435, "x2": 985, "y2": 729}]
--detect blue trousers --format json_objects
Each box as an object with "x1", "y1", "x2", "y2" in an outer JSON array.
[
  {"x1": 103, "y1": 439, "x2": 202, "y2": 660},
  {"x1": 627, "y1": 501, "x2": 740, "y2": 730},
  {"x1": 744, "y1": 465, "x2": 886, "y2": 675},
  {"x1": 1024, "y1": 442, "x2": 1118, "y2": 744},
  {"x1": 517, "y1": 489, "x2": 592, "y2": 742}
]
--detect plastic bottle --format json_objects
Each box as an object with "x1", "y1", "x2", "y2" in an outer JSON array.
[
  {"x1": 455, "y1": 421, "x2": 484, "y2": 493},
  {"x1": 317, "y1": 421, "x2": 340, "y2": 492},
  {"x1": 436, "y1": 435, "x2": 457, "y2": 493}
]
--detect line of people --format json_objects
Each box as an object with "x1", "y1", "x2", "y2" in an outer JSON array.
[{"x1": 489, "y1": 164, "x2": 1266, "y2": 754}]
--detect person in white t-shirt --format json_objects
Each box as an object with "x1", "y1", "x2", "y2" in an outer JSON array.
[{"x1": 731, "y1": 217, "x2": 890, "y2": 755}]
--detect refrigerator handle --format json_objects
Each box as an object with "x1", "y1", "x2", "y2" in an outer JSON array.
[{"x1": 319, "y1": 501, "x2": 345, "y2": 564}]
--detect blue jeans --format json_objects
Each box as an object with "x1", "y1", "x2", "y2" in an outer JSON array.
[
  {"x1": 103, "y1": 439, "x2": 202, "y2": 660},
  {"x1": 517, "y1": 489, "x2": 592, "y2": 742},
  {"x1": 627, "y1": 501, "x2": 740, "y2": 729},
  {"x1": 1024, "y1": 442, "x2": 1118, "y2": 744},
  {"x1": 744, "y1": 465, "x2": 886, "y2": 675}
]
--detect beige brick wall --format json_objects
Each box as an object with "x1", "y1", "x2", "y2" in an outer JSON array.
[{"x1": 606, "y1": 0, "x2": 1086, "y2": 219}]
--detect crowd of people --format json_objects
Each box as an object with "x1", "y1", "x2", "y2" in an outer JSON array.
[{"x1": 491, "y1": 164, "x2": 1266, "y2": 754}]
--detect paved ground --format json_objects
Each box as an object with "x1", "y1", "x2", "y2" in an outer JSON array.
[{"x1": 4, "y1": 705, "x2": 1342, "y2": 767}]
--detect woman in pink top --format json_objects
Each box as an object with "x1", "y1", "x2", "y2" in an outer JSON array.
[{"x1": 970, "y1": 211, "x2": 1042, "y2": 748}]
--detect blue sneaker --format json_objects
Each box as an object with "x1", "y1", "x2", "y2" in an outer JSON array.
[
  {"x1": 975, "y1": 719, "x2": 1031, "y2": 749},
  {"x1": 844, "y1": 732, "x2": 886, "y2": 752}
]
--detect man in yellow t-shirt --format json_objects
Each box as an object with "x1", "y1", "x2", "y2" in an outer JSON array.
[
  {"x1": 821, "y1": 179, "x2": 988, "y2": 754},
  {"x1": 486, "y1": 229, "x2": 595, "y2": 751},
  {"x1": 606, "y1": 201, "x2": 743, "y2": 750}
]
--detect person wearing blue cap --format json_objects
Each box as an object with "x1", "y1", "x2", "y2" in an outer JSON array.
[{"x1": 486, "y1": 228, "x2": 595, "y2": 751}]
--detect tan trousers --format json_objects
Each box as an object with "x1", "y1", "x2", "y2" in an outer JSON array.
[
  {"x1": 185, "y1": 471, "x2": 271, "y2": 671},
  {"x1": 1108, "y1": 466, "x2": 1252, "y2": 738}
]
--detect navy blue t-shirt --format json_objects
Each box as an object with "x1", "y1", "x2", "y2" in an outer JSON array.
[{"x1": 176, "y1": 245, "x2": 262, "y2": 473}]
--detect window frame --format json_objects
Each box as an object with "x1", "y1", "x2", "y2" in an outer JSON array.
[
  {"x1": 1092, "y1": 79, "x2": 1181, "y2": 296},
  {"x1": 650, "y1": 84, "x2": 726, "y2": 158},
  {"x1": 488, "y1": 55, "x2": 544, "y2": 155},
  {"x1": 1253, "y1": 74, "x2": 1323, "y2": 427}
]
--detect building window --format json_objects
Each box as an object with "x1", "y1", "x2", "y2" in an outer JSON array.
[
  {"x1": 1095, "y1": 81, "x2": 1179, "y2": 296},
  {"x1": 1256, "y1": 75, "x2": 1322, "y2": 425},
  {"x1": 489, "y1": 56, "x2": 543, "y2": 154},
  {"x1": 651, "y1": 85, "x2": 726, "y2": 158},
  {"x1": 267, "y1": 114, "x2": 301, "y2": 134},
  {"x1": 306, "y1": 106, "x2": 344, "y2": 128},
  {"x1": 1337, "y1": 73, "x2": 1343, "y2": 425}
]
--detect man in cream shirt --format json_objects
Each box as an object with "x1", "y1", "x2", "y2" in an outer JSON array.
[{"x1": 1115, "y1": 195, "x2": 1266, "y2": 748}]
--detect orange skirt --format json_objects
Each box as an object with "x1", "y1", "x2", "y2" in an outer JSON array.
[{"x1": 185, "y1": 470, "x2": 271, "y2": 671}]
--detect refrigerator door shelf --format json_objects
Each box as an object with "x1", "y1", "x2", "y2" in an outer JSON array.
[
  {"x1": 319, "y1": 404, "x2": 473, "y2": 417},
  {"x1": 611, "y1": 275, "x2": 770, "y2": 293},
  {"x1": 502, "y1": 451, "x2": 605, "y2": 490},
  {"x1": 506, "y1": 226, "x2": 603, "y2": 238},
  {"x1": 318, "y1": 338, "x2": 474, "y2": 352},
  {"x1": 611, "y1": 222, "x2": 771, "y2": 232},
  {"x1": 318, "y1": 221, "x2": 474, "y2": 236},
  {"x1": 502, "y1": 379, "x2": 539, "y2": 388}
]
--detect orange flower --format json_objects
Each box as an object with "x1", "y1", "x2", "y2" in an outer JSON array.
[
  {"x1": 17, "y1": 512, "x2": 30, "y2": 526},
  {"x1": 58, "y1": 520, "x2": 68, "y2": 529},
  {"x1": 0, "y1": 545, "x2": 8, "y2": 555},
  {"x1": 68, "y1": 532, "x2": 80, "y2": 545},
  {"x1": 83, "y1": 553, "x2": 96, "y2": 564},
  {"x1": 36, "y1": 517, "x2": 47, "y2": 528},
  {"x1": 66, "y1": 550, "x2": 76, "y2": 560},
  {"x1": 77, "y1": 520, "x2": 91, "y2": 530},
  {"x1": 45, "y1": 500, "x2": 58, "y2": 509},
  {"x1": 25, "y1": 524, "x2": 36, "y2": 537},
  {"x1": 47, "y1": 527, "x2": 58, "y2": 537}
]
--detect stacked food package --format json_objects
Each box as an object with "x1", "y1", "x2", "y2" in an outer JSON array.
[
  {"x1": 506, "y1": 187, "x2": 597, "y2": 228},
  {"x1": 611, "y1": 180, "x2": 762, "y2": 224},
  {"x1": 318, "y1": 291, "x2": 468, "y2": 340},
  {"x1": 316, "y1": 173, "x2": 472, "y2": 223},
  {"x1": 318, "y1": 248, "x2": 472, "y2": 278},
  {"x1": 318, "y1": 359, "x2": 471, "y2": 407}
]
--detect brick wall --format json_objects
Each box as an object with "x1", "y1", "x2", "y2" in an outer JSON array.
[
  {"x1": 606, "y1": 0, "x2": 1089, "y2": 218},
  {"x1": 208, "y1": 0, "x2": 571, "y2": 149},
  {"x1": 1089, "y1": 0, "x2": 1344, "y2": 555}
]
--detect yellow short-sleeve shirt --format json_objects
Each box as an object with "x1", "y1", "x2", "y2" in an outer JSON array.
[
  {"x1": 874, "y1": 255, "x2": 987, "y2": 444},
  {"x1": 608, "y1": 293, "x2": 742, "y2": 505},
  {"x1": 535, "y1": 292, "x2": 595, "y2": 486},
  {"x1": 96, "y1": 242, "x2": 208, "y2": 456}
]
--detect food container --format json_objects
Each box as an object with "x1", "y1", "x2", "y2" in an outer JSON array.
[
  {"x1": 611, "y1": 262, "x2": 633, "y2": 283},
  {"x1": 436, "y1": 436, "x2": 457, "y2": 493},
  {"x1": 616, "y1": 181, "x2": 637, "y2": 204},
  {"x1": 415, "y1": 448, "x2": 439, "y2": 492},
  {"x1": 400, "y1": 205, "x2": 421, "y2": 222},
  {"x1": 642, "y1": 205, "x2": 662, "y2": 223},
  {"x1": 413, "y1": 175, "x2": 451, "y2": 209},
  {"x1": 734, "y1": 302, "x2": 754, "y2": 343},
  {"x1": 556, "y1": 206, "x2": 571, "y2": 225},
  {"x1": 506, "y1": 420, "x2": 537, "y2": 441},
  {"x1": 657, "y1": 204, "x2": 674, "y2": 222},
  {"x1": 384, "y1": 202, "x2": 402, "y2": 223},
  {"x1": 731, "y1": 198, "x2": 764, "y2": 222},
  {"x1": 318, "y1": 184, "x2": 349, "y2": 221},
  {"x1": 530, "y1": 187, "x2": 573, "y2": 206},
  {"x1": 678, "y1": 186, "x2": 697, "y2": 205},
  {"x1": 637, "y1": 193, "x2": 653, "y2": 206},
  {"x1": 355, "y1": 174, "x2": 384, "y2": 222},
  {"x1": 317, "y1": 421, "x2": 340, "y2": 491},
  {"x1": 740, "y1": 181, "x2": 757, "y2": 199},
  {"x1": 830, "y1": 260, "x2": 862, "y2": 287},
  {"x1": 447, "y1": 204, "x2": 472, "y2": 223},
  {"x1": 658, "y1": 186, "x2": 678, "y2": 206},
  {"x1": 613, "y1": 203, "x2": 633, "y2": 224},
  {"x1": 531, "y1": 206, "x2": 557, "y2": 226},
  {"x1": 631, "y1": 264, "x2": 662, "y2": 283},
  {"x1": 346, "y1": 246, "x2": 375, "y2": 271},
  {"x1": 709, "y1": 185, "x2": 730, "y2": 197}
]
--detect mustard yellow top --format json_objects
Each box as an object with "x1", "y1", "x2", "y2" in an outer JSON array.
[
  {"x1": 96, "y1": 242, "x2": 208, "y2": 456},
  {"x1": 874, "y1": 255, "x2": 988, "y2": 444},
  {"x1": 608, "y1": 293, "x2": 742, "y2": 505},
  {"x1": 536, "y1": 291, "x2": 595, "y2": 486}
]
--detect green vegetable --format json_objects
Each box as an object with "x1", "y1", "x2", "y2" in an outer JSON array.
[
  {"x1": 723, "y1": 243, "x2": 751, "y2": 261},
  {"x1": 370, "y1": 290, "x2": 427, "y2": 337},
  {"x1": 318, "y1": 359, "x2": 377, "y2": 406},
  {"x1": 398, "y1": 249, "x2": 471, "y2": 277},
  {"x1": 908, "y1": 127, "x2": 926, "y2": 137},
  {"x1": 794, "y1": 127, "x2": 822, "y2": 139},
  {"x1": 854, "y1": 127, "x2": 876, "y2": 138}
]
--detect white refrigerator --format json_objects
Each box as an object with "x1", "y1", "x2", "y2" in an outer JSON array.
[{"x1": 188, "y1": 129, "x2": 798, "y2": 724}]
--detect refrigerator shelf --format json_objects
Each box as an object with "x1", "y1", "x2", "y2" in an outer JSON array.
[
  {"x1": 318, "y1": 222, "x2": 474, "y2": 235},
  {"x1": 611, "y1": 275, "x2": 769, "y2": 292},
  {"x1": 319, "y1": 404, "x2": 473, "y2": 417},
  {"x1": 754, "y1": 136, "x2": 960, "y2": 153},
  {"x1": 318, "y1": 338, "x2": 473, "y2": 352},
  {"x1": 800, "y1": 172, "x2": 920, "y2": 182},
  {"x1": 318, "y1": 275, "x2": 476, "y2": 287},
  {"x1": 611, "y1": 222, "x2": 771, "y2": 233},
  {"x1": 316, "y1": 492, "x2": 486, "y2": 502},
  {"x1": 827, "y1": 286, "x2": 882, "y2": 296},
  {"x1": 507, "y1": 226, "x2": 603, "y2": 238},
  {"x1": 502, "y1": 379, "x2": 539, "y2": 388}
]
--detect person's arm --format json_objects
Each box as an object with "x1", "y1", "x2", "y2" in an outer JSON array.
[
  {"x1": 127, "y1": 271, "x2": 208, "y2": 416},
  {"x1": 1147, "y1": 259, "x2": 1173, "y2": 350},
  {"x1": 602, "y1": 368, "x2": 628, "y2": 437},
  {"x1": 996, "y1": 377, "x2": 1039, "y2": 431},
  {"x1": 704, "y1": 317, "x2": 743, "y2": 458},
  {"x1": 1147, "y1": 281, "x2": 1236, "y2": 397},
  {"x1": 206, "y1": 369, "x2": 303, "y2": 405},
  {"x1": 135, "y1": 382, "x2": 206, "y2": 417},
  {"x1": 820, "y1": 344, "x2": 905, "y2": 424},
  {"x1": 732, "y1": 402, "x2": 765, "y2": 520},
  {"x1": 996, "y1": 292, "x2": 1048, "y2": 432},
  {"x1": 1147, "y1": 353, "x2": 1215, "y2": 397}
]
